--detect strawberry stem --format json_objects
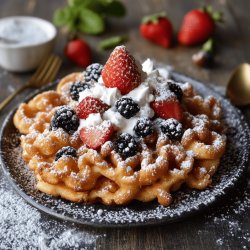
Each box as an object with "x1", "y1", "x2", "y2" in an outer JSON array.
[
  {"x1": 142, "y1": 12, "x2": 166, "y2": 24},
  {"x1": 202, "y1": 5, "x2": 223, "y2": 23},
  {"x1": 211, "y1": 11, "x2": 223, "y2": 23},
  {"x1": 202, "y1": 38, "x2": 215, "y2": 53}
]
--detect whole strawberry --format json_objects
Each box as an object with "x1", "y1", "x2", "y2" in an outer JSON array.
[
  {"x1": 178, "y1": 6, "x2": 222, "y2": 46},
  {"x1": 65, "y1": 39, "x2": 91, "y2": 67},
  {"x1": 140, "y1": 13, "x2": 173, "y2": 48},
  {"x1": 101, "y1": 46, "x2": 141, "y2": 95}
]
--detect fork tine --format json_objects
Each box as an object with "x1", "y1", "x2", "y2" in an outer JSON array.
[
  {"x1": 46, "y1": 58, "x2": 62, "y2": 83},
  {"x1": 0, "y1": 54, "x2": 61, "y2": 112},
  {"x1": 39, "y1": 57, "x2": 62, "y2": 86},
  {"x1": 32, "y1": 55, "x2": 57, "y2": 84},
  {"x1": 29, "y1": 55, "x2": 54, "y2": 84}
]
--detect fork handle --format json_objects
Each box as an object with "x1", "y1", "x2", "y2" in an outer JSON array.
[{"x1": 0, "y1": 84, "x2": 28, "y2": 112}]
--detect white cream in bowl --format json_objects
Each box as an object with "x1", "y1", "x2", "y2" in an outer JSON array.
[{"x1": 0, "y1": 16, "x2": 57, "y2": 72}]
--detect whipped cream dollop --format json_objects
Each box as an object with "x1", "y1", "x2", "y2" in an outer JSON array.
[
  {"x1": 142, "y1": 58, "x2": 154, "y2": 75},
  {"x1": 77, "y1": 59, "x2": 171, "y2": 135},
  {"x1": 79, "y1": 84, "x2": 121, "y2": 106}
]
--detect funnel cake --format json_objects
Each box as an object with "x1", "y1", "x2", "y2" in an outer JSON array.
[{"x1": 14, "y1": 46, "x2": 226, "y2": 206}]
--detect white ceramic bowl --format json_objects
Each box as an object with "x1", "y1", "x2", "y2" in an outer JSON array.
[{"x1": 0, "y1": 16, "x2": 57, "y2": 72}]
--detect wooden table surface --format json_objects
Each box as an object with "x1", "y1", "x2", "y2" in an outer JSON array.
[{"x1": 0, "y1": 0, "x2": 250, "y2": 249}]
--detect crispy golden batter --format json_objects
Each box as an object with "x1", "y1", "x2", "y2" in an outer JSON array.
[{"x1": 13, "y1": 74, "x2": 226, "y2": 206}]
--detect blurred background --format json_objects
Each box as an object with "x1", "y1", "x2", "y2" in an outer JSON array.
[{"x1": 1, "y1": 0, "x2": 249, "y2": 90}]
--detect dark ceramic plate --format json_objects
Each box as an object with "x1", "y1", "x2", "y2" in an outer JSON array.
[{"x1": 0, "y1": 71, "x2": 249, "y2": 227}]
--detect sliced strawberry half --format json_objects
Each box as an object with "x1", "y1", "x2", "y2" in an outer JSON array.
[
  {"x1": 76, "y1": 97, "x2": 109, "y2": 119},
  {"x1": 101, "y1": 45, "x2": 141, "y2": 95},
  {"x1": 151, "y1": 98, "x2": 183, "y2": 121},
  {"x1": 80, "y1": 121, "x2": 114, "y2": 149}
]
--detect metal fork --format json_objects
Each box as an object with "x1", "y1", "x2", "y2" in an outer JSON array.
[{"x1": 0, "y1": 54, "x2": 62, "y2": 112}]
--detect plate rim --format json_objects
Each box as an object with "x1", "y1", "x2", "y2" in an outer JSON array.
[{"x1": 0, "y1": 72, "x2": 250, "y2": 228}]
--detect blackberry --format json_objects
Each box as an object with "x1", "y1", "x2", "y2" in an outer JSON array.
[
  {"x1": 70, "y1": 81, "x2": 90, "y2": 101},
  {"x1": 55, "y1": 146, "x2": 77, "y2": 161},
  {"x1": 167, "y1": 81, "x2": 183, "y2": 101},
  {"x1": 115, "y1": 97, "x2": 140, "y2": 119},
  {"x1": 115, "y1": 133, "x2": 139, "y2": 158},
  {"x1": 50, "y1": 106, "x2": 79, "y2": 134},
  {"x1": 134, "y1": 118, "x2": 153, "y2": 137},
  {"x1": 85, "y1": 63, "x2": 103, "y2": 83},
  {"x1": 160, "y1": 118, "x2": 183, "y2": 140}
]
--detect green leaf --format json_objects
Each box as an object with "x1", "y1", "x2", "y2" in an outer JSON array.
[
  {"x1": 98, "y1": 0, "x2": 113, "y2": 4},
  {"x1": 53, "y1": 0, "x2": 126, "y2": 36},
  {"x1": 142, "y1": 12, "x2": 166, "y2": 24},
  {"x1": 68, "y1": 0, "x2": 96, "y2": 8},
  {"x1": 211, "y1": 11, "x2": 223, "y2": 23},
  {"x1": 202, "y1": 5, "x2": 223, "y2": 23},
  {"x1": 202, "y1": 38, "x2": 215, "y2": 53},
  {"x1": 99, "y1": 35, "x2": 128, "y2": 50},
  {"x1": 53, "y1": 7, "x2": 73, "y2": 26},
  {"x1": 78, "y1": 8, "x2": 105, "y2": 34},
  {"x1": 100, "y1": 1, "x2": 126, "y2": 17}
]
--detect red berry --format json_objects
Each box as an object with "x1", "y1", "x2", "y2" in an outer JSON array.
[
  {"x1": 151, "y1": 97, "x2": 183, "y2": 121},
  {"x1": 178, "y1": 9, "x2": 215, "y2": 46},
  {"x1": 101, "y1": 46, "x2": 141, "y2": 95},
  {"x1": 79, "y1": 122, "x2": 113, "y2": 149},
  {"x1": 64, "y1": 39, "x2": 91, "y2": 67},
  {"x1": 76, "y1": 97, "x2": 109, "y2": 119},
  {"x1": 140, "y1": 16, "x2": 173, "y2": 48}
]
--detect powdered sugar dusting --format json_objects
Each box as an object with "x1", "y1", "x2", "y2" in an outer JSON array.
[
  {"x1": 0, "y1": 174, "x2": 103, "y2": 249},
  {"x1": 203, "y1": 180, "x2": 250, "y2": 248},
  {"x1": 155, "y1": 87, "x2": 176, "y2": 102},
  {"x1": 0, "y1": 70, "x2": 249, "y2": 227}
]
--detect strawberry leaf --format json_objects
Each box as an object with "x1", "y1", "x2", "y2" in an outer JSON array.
[
  {"x1": 68, "y1": 0, "x2": 93, "y2": 7},
  {"x1": 202, "y1": 38, "x2": 215, "y2": 53},
  {"x1": 99, "y1": 35, "x2": 128, "y2": 50},
  {"x1": 78, "y1": 8, "x2": 105, "y2": 34},
  {"x1": 211, "y1": 11, "x2": 223, "y2": 23},
  {"x1": 202, "y1": 5, "x2": 224, "y2": 23},
  {"x1": 53, "y1": 0, "x2": 126, "y2": 36},
  {"x1": 142, "y1": 12, "x2": 166, "y2": 24},
  {"x1": 53, "y1": 7, "x2": 74, "y2": 26},
  {"x1": 99, "y1": 1, "x2": 126, "y2": 17}
]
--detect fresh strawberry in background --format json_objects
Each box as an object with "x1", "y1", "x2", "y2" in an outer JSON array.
[
  {"x1": 64, "y1": 39, "x2": 91, "y2": 67},
  {"x1": 140, "y1": 12, "x2": 173, "y2": 48},
  {"x1": 102, "y1": 46, "x2": 141, "y2": 95},
  {"x1": 178, "y1": 6, "x2": 222, "y2": 46},
  {"x1": 79, "y1": 122, "x2": 114, "y2": 149}
]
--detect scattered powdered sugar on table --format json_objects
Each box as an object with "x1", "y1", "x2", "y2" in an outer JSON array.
[
  {"x1": 216, "y1": 238, "x2": 224, "y2": 246},
  {"x1": 0, "y1": 175, "x2": 103, "y2": 249},
  {"x1": 38, "y1": 230, "x2": 99, "y2": 250},
  {"x1": 204, "y1": 179, "x2": 250, "y2": 249}
]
